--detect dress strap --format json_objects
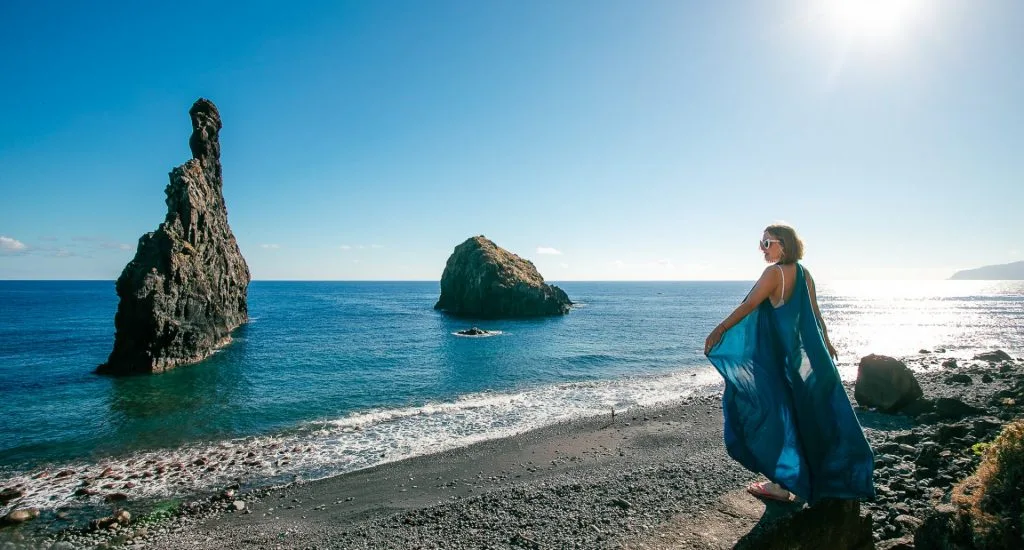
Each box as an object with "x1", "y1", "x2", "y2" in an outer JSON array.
[{"x1": 776, "y1": 265, "x2": 785, "y2": 306}]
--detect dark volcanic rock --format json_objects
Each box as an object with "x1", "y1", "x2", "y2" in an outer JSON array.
[
  {"x1": 435, "y1": 236, "x2": 571, "y2": 319},
  {"x1": 973, "y1": 350, "x2": 1012, "y2": 363},
  {"x1": 97, "y1": 99, "x2": 250, "y2": 375},
  {"x1": 735, "y1": 500, "x2": 873, "y2": 550},
  {"x1": 456, "y1": 327, "x2": 491, "y2": 336},
  {"x1": 915, "y1": 504, "x2": 972, "y2": 549},
  {"x1": 855, "y1": 354, "x2": 924, "y2": 412},
  {"x1": 934, "y1": 398, "x2": 983, "y2": 420}
]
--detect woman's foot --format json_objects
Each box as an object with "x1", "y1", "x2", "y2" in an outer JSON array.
[{"x1": 746, "y1": 481, "x2": 796, "y2": 502}]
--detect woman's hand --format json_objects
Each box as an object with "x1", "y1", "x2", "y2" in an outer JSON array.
[
  {"x1": 704, "y1": 325, "x2": 725, "y2": 355},
  {"x1": 826, "y1": 340, "x2": 838, "y2": 361}
]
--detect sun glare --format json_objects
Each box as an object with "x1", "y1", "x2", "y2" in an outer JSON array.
[{"x1": 822, "y1": 0, "x2": 923, "y2": 44}]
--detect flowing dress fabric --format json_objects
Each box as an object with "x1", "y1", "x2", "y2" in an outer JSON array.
[{"x1": 707, "y1": 264, "x2": 875, "y2": 504}]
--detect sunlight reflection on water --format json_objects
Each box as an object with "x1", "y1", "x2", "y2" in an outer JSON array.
[{"x1": 819, "y1": 280, "x2": 1024, "y2": 378}]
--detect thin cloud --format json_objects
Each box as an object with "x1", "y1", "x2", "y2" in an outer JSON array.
[
  {"x1": 98, "y1": 242, "x2": 133, "y2": 251},
  {"x1": 537, "y1": 247, "x2": 563, "y2": 255},
  {"x1": 339, "y1": 245, "x2": 352, "y2": 250},
  {"x1": 0, "y1": 236, "x2": 27, "y2": 253},
  {"x1": 613, "y1": 259, "x2": 675, "y2": 270},
  {"x1": 260, "y1": 244, "x2": 281, "y2": 249}
]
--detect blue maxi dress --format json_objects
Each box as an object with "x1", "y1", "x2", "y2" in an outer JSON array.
[{"x1": 706, "y1": 263, "x2": 875, "y2": 504}]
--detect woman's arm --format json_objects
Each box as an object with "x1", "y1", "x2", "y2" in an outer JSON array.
[
  {"x1": 704, "y1": 266, "x2": 780, "y2": 355},
  {"x1": 805, "y1": 268, "x2": 838, "y2": 360}
]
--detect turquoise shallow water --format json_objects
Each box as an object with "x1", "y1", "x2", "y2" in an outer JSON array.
[{"x1": 0, "y1": 279, "x2": 1021, "y2": 510}]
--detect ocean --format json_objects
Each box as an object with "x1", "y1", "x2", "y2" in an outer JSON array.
[{"x1": 1, "y1": 279, "x2": 1022, "y2": 512}]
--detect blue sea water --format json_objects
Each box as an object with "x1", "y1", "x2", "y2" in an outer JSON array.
[{"x1": 0, "y1": 279, "x2": 1022, "y2": 511}]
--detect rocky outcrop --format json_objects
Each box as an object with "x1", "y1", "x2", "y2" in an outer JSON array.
[
  {"x1": 854, "y1": 354, "x2": 923, "y2": 412},
  {"x1": 97, "y1": 98, "x2": 250, "y2": 375},
  {"x1": 435, "y1": 236, "x2": 571, "y2": 319},
  {"x1": 863, "y1": 353, "x2": 1024, "y2": 547}
]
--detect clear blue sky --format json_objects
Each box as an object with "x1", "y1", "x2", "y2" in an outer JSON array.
[{"x1": 1, "y1": 0, "x2": 1021, "y2": 281}]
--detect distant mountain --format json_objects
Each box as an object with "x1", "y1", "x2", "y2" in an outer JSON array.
[{"x1": 949, "y1": 260, "x2": 1024, "y2": 280}]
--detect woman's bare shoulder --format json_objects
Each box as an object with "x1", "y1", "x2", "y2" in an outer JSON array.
[{"x1": 756, "y1": 265, "x2": 783, "y2": 285}]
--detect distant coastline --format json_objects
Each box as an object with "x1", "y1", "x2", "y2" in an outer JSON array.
[{"x1": 949, "y1": 260, "x2": 1024, "y2": 280}]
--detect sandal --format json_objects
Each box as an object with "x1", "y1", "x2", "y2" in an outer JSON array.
[{"x1": 746, "y1": 481, "x2": 796, "y2": 502}]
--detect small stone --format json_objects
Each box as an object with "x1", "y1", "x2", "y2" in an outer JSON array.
[
  {"x1": 897, "y1": 444, "x2": 917, "y2": 455},
  {"x1": 232, "y1": 500, "x2": 246, "y2": 511},
  {"x1": 944, "y1": 374, "x2": 972, "y2": 385}
]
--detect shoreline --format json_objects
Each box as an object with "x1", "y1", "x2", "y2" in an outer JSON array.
[
  {"x1": 2, "y1": 350, "x2": 1022, "y2": 549},
  {"x1": 6, "y1": 391, "x2": 749, "y2": 548},
  {"x1": 0, "y1": 367, "x2": 727, "y2": 519}
]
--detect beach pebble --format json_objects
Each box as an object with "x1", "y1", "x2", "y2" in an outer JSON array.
[{"x1": 2, "y1": 507, "x2": 40, "y2": 525}]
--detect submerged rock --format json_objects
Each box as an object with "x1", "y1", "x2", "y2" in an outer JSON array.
[
  {"x1": 0, "y1": 487, "x2": 22, "y2": 503},
  {"x1": 456, "y1": 327, "x2": 491, "y2": 336},
  {"x1": 97, "y1": 98, "x2": 250, "y2": 375},
  {"x1": 435, "y1": 236, "x2": 571, "y2": 319}
]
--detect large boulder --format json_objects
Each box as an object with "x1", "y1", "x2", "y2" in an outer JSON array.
[
  {"x1": 435, "y1": 236, "x2": 571, "y2": 319},
  {"x1": 854, "y1": 354, "x2": 923, "y2": 412},
  {"x1": 97, "y1": 99, "x2": 250, "y2": 375},
  {"x1": 735, "y1": 500, "x2": 874, "y2": 549}
]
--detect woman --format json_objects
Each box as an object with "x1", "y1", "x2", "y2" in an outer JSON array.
[{"x1": 703, "y1": 224, "x2": 874, "y2": 504}]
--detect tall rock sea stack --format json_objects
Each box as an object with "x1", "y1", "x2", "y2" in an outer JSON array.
[
  {"x1": 97, "y1": 99, "x2": 250, "y2": 375},
  {"x1": 435, "y1": 236, "x2": 572, "y2": 319}
]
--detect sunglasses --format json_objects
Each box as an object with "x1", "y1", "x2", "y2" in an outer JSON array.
[{"x1": 759, "y1": 238, "x2": 781, "y2": 249}]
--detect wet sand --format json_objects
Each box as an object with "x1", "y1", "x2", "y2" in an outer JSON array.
[{"x1": 135, "y1": 392, "x2": 758, "y2": 549}]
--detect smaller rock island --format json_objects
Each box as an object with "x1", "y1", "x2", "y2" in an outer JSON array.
[{"x1": 435, "y1": 236, "x2": 572, "y2": 319}]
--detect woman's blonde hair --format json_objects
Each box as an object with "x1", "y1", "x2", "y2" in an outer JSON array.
[{"x1": 765, "y1": 224, "x2": 804, "y2": 264}]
